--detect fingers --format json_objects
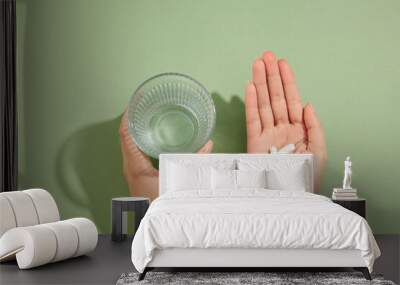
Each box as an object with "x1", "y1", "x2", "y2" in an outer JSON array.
[
  {"x1": 119, "y1": 110, "x2": 141, "y2": 157},
  {"x1": 278, "y1": 59, "x2": 303, "y2": 124},
  {"x1": 118, "y1": 109, "x2": 129, "y2": 137},
  {"x1": 263, "y1": 51, "x2": 289, "y2": 125},
  {"x1": 197, "y1": 140, "x2": 213, "y2": 154},
  {"x1": 119, "y1": 109, "x2": 157, "y2": 176},
  {"x1": 119, "y1": 110, "x2": 134, "y2": 152},
  {"x1": 295, "y1": 143, "x2": 307, "y2": 154},
  {"x1": 303, "y1": 103, "x2": 327, "y2": 159},
  {"x1": 252, "y1": 59, "x2": 274, "y2": 129},
  {"x1": 245, "y1": 82, "x2": 262, "y2": 137}
]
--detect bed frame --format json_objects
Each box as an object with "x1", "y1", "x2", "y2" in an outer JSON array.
[
  {"x1": 140, "y1": 248, "x2": 370, "y2": 280},
  {"x1": 139, "y1": 154, "x2": 371, "y2": 280}
]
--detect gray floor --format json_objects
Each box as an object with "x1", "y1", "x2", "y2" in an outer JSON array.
[
  {"x1": 0, "y1": 235, "x2": 134, "y2": 285},
  {"x1": 0, "y1": 235, "x2": 399, "y2": 285},
  {"x1": 375, "y1": 234, "x2": 400, "y2": 284}
]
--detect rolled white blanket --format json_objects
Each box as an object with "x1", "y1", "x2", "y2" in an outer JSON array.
[{"x1": 0, "y1": 218, "x2": 98, "y2": 269}]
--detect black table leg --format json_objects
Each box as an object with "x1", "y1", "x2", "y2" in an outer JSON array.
[{"x1": 112, "y1": 201, "x2": 123, "y2": 242}]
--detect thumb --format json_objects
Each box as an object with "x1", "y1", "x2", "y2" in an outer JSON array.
[
  {"x1": 304, "y1": 103, "x2": 320, "y2": 129},
  {"x1": 197, "y1": 140, "x2": 214, "y2": 154},
  {"x1": 304, "y1": 103, "x2": 327, "y2": 192},
  {"x1": 304, "y1": 103, "x2": 326, "y2": 154}
]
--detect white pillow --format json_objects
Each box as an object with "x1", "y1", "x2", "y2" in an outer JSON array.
[
  {"x1": 236, "y1": 169, "x2": 267, "y2": 188},
  {"x1": 167, "y1": 163, "x2": 211, "y2": 191},
  {"x1": 266, "y1": 164, "x2": 308, "y2": 191},
  {"x1": 211, "y1": 168, "x2": 236, "y2": 190},
  {"x1": 238, "y1": 158, "x2": 309, "y2": 191}
]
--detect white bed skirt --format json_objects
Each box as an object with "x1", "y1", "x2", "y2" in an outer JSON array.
[{"x1": 148, "y1": 248, "x2": 366, "y2": 268}]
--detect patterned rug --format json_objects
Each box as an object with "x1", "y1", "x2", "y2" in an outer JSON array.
[{"x1": 116, "y1": 271, "x2": 396, "y2": 285}]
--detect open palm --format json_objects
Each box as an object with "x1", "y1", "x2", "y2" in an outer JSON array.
[{"x1": 245, "y1": 51, "x2": 327, "y2": 189}]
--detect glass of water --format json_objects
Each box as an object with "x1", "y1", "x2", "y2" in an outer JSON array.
[{"x1": 128, "y1": 73, "x2": 216, "y2": 158}]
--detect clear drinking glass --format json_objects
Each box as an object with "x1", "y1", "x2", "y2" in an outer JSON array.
[{"x1": 128, "y1": 73, "x2": 216, "y2": 158}]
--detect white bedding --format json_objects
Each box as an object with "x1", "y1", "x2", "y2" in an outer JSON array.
[{"x1": 131, "y1": 190, "x2": 380, "y2": 273}]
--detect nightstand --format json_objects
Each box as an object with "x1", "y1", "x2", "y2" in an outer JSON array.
[
  {"x1": 332, "y1": 198, "x2": 366, "y2": 218},
  {"x1": 111, "y1": 197, "x2": 150, "y2": 242}
]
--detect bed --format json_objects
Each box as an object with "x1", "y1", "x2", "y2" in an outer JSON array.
[{"x1": 131, "y1": 154, "x2": 380, "y2": 280}]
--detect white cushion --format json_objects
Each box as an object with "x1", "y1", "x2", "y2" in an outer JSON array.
[
  {"x1": 211, "y1": 168, "x2": 236, "y2": 190},
  {"x1": 236, "y1": 169, "x2": 267, "y2": 188},
  {"x1": 0, "y1": 196, "x2": 17, "y2": 237},
  {"x1": 64, "y1": 218, "x2": 98, "y2": 257},
  {"x1": 42, "y1": 221, "x2": 79, "y2": 262},
  {"x1": 0, "y1": 189, "x2": 60, "y2": 235},
  {"x1": 23, "y1": 189, "x2": 60, "y2": 224},
  {"x1": 167, "y1": 163, "x2": 211, "y2": 191},
  {"x1": 0, "y1": 225, "x2": 57, "y2": 269},
  {"x1": 0, "y1": 192, "x2": 39, "y2": 227},
  {"x1": 0, "y1": 189, "x2": 97, "y2": 269}
]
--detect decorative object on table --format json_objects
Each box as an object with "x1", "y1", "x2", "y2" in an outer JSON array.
[
  {"x1": 343, "y1": 156, "x2": 353, "y2": 189},
  {"x1": 117, "y1": 271, "x2": 394, "y2": 285},
  {"x1": 332, "y1": 198, "x2": 366, "y2": 218},
  {"x1": 128, "y1": 73, "x2": 216, "y2": 158},
  {"x1": 332, "y1": 156, "x2": 358, "y2": 200},
  {"x1": 0, "y1": 189, "x2": 98, "y2": 269},
  {"x1": 112, "y1": 197, "x2": 150, "y2": 242}
]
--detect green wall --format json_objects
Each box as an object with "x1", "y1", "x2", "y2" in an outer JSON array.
[{"x1": 16, "y1": 0, "x2": 400, "y2": 234}]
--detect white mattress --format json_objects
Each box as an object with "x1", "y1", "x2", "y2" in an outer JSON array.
[{"x1": 131, "y1": 190, "x2": 380, "y2": 273}]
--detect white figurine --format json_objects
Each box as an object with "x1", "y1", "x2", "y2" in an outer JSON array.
[{"x1": 342, "y1": 156, "x2": 352, "y2": 189}]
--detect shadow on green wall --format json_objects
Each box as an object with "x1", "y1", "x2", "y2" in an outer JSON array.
[
  {"x1": 55, "y1": 117, "x2": 128, "y2": 233},
  {"x1": 55, "y1": 93, "x2": 247, "y2": 233},
  {"x1": 211, "y1": 92, "x2": 246, "y2": 153}
]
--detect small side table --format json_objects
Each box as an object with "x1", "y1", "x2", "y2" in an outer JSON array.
[
  {"x1": 112, "y1": 197, "x2": 150, "y2": 242},
  {"x1": 332, "y1": 198, "x2": 366, "y2": 218}
]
